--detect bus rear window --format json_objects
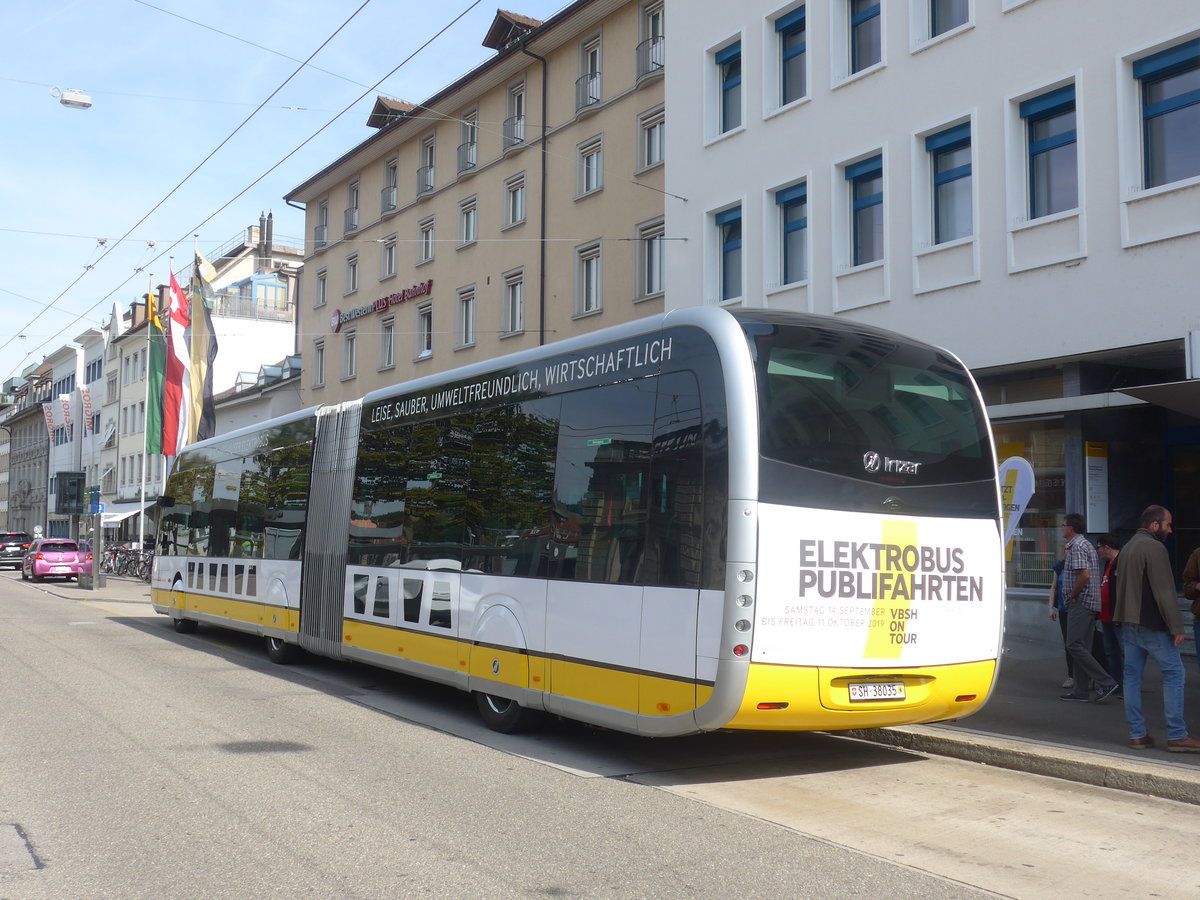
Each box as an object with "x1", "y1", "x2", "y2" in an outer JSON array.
[{"x1": 753, "y1": 325, "x2": 992, "y2": 485}]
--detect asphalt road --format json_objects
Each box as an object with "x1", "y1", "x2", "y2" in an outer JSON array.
[{"x1": 2, "y1": 574, "x2": 1199, "y2": 899}]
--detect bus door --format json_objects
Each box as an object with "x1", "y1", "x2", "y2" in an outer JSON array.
[{"x1": 391, "y1": 561, "x2": 463, "y2": 674}]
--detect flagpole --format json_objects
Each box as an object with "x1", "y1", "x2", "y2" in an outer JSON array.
[{"x1": 138, "y1": 274, "x2": 152, "y2": 551}]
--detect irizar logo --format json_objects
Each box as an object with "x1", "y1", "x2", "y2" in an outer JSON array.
[{"x1": 863, "y1": 450, "x2": 922, "y2": 476}]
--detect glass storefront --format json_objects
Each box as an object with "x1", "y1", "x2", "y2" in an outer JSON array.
[{"x1": 995, "y1": 418, "x2": 1065, "y2": 591}]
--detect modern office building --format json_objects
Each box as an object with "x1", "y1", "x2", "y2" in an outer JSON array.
[
  {"x1": 664, "y1": 0, "x2": 1200, "y2": 595},
  {"x1": 285, "y1": 1, "x2": 667, "y2": 405}
]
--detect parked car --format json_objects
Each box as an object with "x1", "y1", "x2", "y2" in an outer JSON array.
[
  {"x1": 21, "y1": 539, "x2": 92, "y2": 582},
  {"x1": 0, "y1": 532, "x2": 32, "y2": 569}
]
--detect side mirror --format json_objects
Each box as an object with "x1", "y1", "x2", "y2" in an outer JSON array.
[{"x1": 156, "y1": 495, "x2": 176, "y2": 508}]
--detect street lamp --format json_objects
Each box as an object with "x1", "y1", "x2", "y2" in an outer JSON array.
[{"x1": 50, "y1": 87, "x2": 92, "y2": 110}]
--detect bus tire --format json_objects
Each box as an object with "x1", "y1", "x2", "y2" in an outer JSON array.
[
  {"x1": 173, "y1": 616, "x2": 198, "y2": 634},
  {"x1": 473, "y1": 692, "x2": 541, "y2": 734},
  {"x1": 266, "y1": 636, "x2": 302, "y2": 665}
]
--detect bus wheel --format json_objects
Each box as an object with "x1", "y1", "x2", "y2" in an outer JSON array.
[
  {"x1": 266, "y1": 636, "x2": 302, "y2": 665},
  {"x1": 473, "y1": 692, "x2": 541, "y2": 734},
  {"x1": 173, "y1": 616, "x2": 198, "y2": 634}
]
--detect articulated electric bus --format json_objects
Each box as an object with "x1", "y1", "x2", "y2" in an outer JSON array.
[{"x1": 152, "y1": 307, "x2": 1004, "y2": 736}]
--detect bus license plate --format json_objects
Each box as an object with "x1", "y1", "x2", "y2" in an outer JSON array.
[{"x1": 848, "y1": 682, "x2": 905, "y2": 702}]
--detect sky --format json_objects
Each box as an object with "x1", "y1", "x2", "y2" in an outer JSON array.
[{"x1": 0, "y1": 0, "x2": 567, "y2": 384}]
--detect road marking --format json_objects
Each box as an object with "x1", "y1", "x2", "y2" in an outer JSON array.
[{"x1": 0, "y1": 823, "x2": 42, "y2": 874}]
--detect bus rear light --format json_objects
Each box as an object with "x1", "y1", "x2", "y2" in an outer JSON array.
[
  {"x1": 757, "y1": 702, "x2": 789, "y2": 710},
  {"x1": 732, "y1": 644, "x2": 749, "y2": 657},
  {"x1": 955, "y1": 694, "x2": 977, "y2": 702},
  {"x1": 734, "y1": 619, "x2": 751, "y2": 632}
]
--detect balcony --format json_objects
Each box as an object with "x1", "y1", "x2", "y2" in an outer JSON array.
[
  {"x1": 416, "y1": 165, "x2": 434, "y2": 195},
  {"x1": 576, "y1": 72, "x2": 601, "y2": 111},
  {"x1": 503, "y1": 116, "x2": 526, "y2": 148},
  {"x1": 380, "y1": 184, "x2": 397, "y2": 214},
  {"x1": 457, "y1": 141, "x2": 477, "y2": 174},
  {"x1": 344, "y1": 207, "x2": 359, "y2": 233},
  {"x1": 637, "y1": 36, "x2": 665, "y2": 78},
  {"x1": 313, "y1": 224, "x2": 328, "y2": 250}
]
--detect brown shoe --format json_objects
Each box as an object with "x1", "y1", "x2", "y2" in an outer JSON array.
[
  {"x1": 1130, "y1": 735, "x2": 1155, "y2": 749},
  {"x1": 1166, "y1": 735, "x2": 1200, "y2": 753}
]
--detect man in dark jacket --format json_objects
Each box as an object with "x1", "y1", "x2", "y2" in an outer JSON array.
[{"x1": 1114, "y1": 505, "x2": 1200, "y2": 752}]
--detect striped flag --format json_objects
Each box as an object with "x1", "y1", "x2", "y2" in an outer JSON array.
[
  {"x1": 187, "y1": 253, "x2": 218, "y2": 444},
  {"x1": 145, "y1": 291, "x2": 166, "y2": 455},
  {"x1": 163, "y1": 272, "x2": 192, "y2": 457}
]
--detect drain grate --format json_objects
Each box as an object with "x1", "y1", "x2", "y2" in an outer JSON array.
[{"x1": 0, "y1": 823, "x2": 43, "y2": 874}]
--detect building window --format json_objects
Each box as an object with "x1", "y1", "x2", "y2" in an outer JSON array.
[
  {"x1": 458, "y1": 196, "x2": 478, "y2": 247},
  {"x1": 458, "y1": 111, "x2": 478, "y2": 173},
  {"x1": 578, "y1": 137, "x2": 603, "y2": 196},
  {"x1": 716, "y1": 42, "x2": 742, "y2": 134},
  {"x1": 715, "y1": 206, "x2": 742, "y2": 301},
  {"x1": 417, "y1": 136, "x2": 435, "y2": 194},
  {"x1": 313, "y1": 340, "x2": 325, "y2": 387},
  {"x1": 927, "y1": 124, "x2": 972, "y2": 243},
  {"x1": 345, "y1": 254, "x2": 359, "y2": 294},
  {"x1": 931, "y1": 0, "x2": 968, "y2": 37},
  {"x1": 345, "y1": 180, "x2": 360, "y2": 233},
  {"x1": 505, "y1": 83, "x2": 526, "y2": 147},
  {"x1": 1021, "y1": 85, "x2": 1077, "y2": 219},
  {"x1": 380, "y1": 316, "x2": 396, "y2": 369},
  {"x1": 1135, "y1": 39, "x2": 1200, "y2": 188},
  {"x1": 776, "y1": 182, "x2": 808, "y2": 284},
  {"x1": 850, "y1": 0, "x2": 881, "y2": 73},
  {"x1": 315, "y1": 201, "x2": 329, "y2": 249},
  {"x1": 416, "y1": 304, "x2": 433, "y2": 359},
  {"x1": 343, "y1": 330, "x2": 357, "y2": 380},
  {"x1": 639, "y1": 2, "x2": 665, "y2": 76},
  {"x1": 382, "y1": 235, "x2": 397, "y2": 278},
  {"x1": 503, "y1": 269, "x2": 525, "y2": 335},
  {"x1": 578, "y1": 36, "x2": 602, "y2": 109},
  {"x1": 638, "y1": 218, "x2": 665, "y2": 298},
  {"x1": 504, "y1": 173, "x2": 526, "y2": 227},
  {"x1": 777, "y1": 7, "x2": 806, "y2": 106},
  {"x1": 418, "y1": 218, "x2": 435, "y2": 264},
  {"x1": 315, "y1": 268, "x2": 327, "y2": 308},
  {"x1": 639, "y1": 107, "x2": 665, "y2": 169},
  {"x1": 457, "y1": 285, "x2": 476, "y2": 348},
  {"x1": 846, "y1": 155, "x2": 884, "y2": 266},
  {"x1": 576, "y1": 242, "x2": 602, "y2": 314},
  {"x1": 382, "y1": 158, "x2": 398, "y2": 213}
]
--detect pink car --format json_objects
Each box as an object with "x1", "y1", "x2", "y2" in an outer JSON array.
[{"x1": 21, "y1": 539, "x2": 92, "y2": 582}]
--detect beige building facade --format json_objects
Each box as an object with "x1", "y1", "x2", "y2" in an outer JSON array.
[{"x1": 286, "y1": 0, "x2": 666, "y2": 405}]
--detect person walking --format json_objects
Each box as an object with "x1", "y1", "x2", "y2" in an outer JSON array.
[
  {"x1": 1048, "y1": 558, "x2": 1075, "y2": 689},
  {"x1": 1096, "y1": 534, "x2": 1123, "y2": 692},
  {"x1": 1181, "y1": 544, "x2": 1200, "y2": 674},
  {"x1": 1058, "y1": 513, "x2": 1119, "y2": 703},
  {"x1": 1114, "y1": 505, "x2": 1200, "y2": 752}
]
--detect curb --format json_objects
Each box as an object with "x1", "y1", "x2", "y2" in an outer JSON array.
[{"x1": 845, "y1": 724, "x2": 1200, "y2": 806}]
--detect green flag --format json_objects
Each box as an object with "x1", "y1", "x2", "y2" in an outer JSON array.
[{"x1": 145, "y1": 291, "x2": 166, "y2": 455}]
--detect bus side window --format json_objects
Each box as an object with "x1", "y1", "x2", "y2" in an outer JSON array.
[
  {"x1": 402, "y1": 579, "x2": 422, "y2": 623},
  {"x1": 647, "y1": 370, "x2": 705, "y2": 590},
  {"x1": 552, "y1": 380, "x2": 655, "y2": 585}
]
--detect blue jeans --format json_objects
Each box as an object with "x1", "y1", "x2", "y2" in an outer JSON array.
[{"x1": 1122, "y1": 624, "x2": 1187, "y2": 741}]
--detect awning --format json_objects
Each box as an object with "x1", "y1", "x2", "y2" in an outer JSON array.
[
  {"x1": 1119, "y1": 380, "x2": 1200, "y2": 420},
  {"x1": 101, "y1": 501, "x2": 153, "y2": 526}
]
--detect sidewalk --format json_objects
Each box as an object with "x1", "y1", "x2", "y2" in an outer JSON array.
[{"x1": 31, "y1": 575, "x2": 1200, "y2": 804}]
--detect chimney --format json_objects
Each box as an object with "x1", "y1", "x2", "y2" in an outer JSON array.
[{"x1": 258, "y1": 211, "x2": 268, "y2": 273}]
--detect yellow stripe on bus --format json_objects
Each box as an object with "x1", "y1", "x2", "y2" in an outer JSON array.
[
  {"x1": 159, "y1": 588, "x2": 297, "y2": 631},
  {"x1": 159, "y1": 598, "x2": 707, "y2": 719},
  {"x1": 862, "y1": 518, "x2": 918, "y2": 660},
  {"x1": 726, "y1": 658, "x2": 996, "y2": 730}
]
